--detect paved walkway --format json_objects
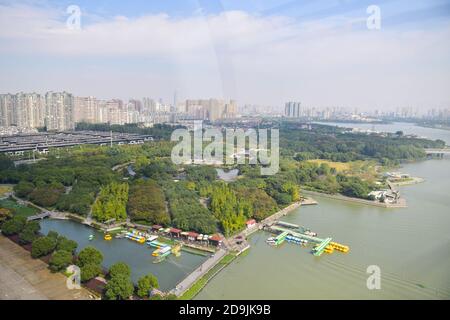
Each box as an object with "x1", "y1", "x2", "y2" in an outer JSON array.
[
  {"x1": 170, "y1": 248, "x2": 226, "y2": 297},
  {"x1": 0, "y1": 236, "x2": 93, "y2": 300}
]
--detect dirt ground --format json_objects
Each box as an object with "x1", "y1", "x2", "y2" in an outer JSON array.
[{"x1": 0, "y1": 235, "x2": 94, "y2": 300}]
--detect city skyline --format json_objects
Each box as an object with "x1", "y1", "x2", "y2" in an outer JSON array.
[{"x1": 0, "y1": 0, "x2": 450, "y2": 110}]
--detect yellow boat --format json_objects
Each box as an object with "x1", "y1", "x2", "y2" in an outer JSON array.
[{"x1": 104, "y1": 234, "x2": 112, "y2": 241}]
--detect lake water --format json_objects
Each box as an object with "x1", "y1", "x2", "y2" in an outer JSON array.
[
  {"x1": 39, "y1": 220, "x2": 208, "y2": 291},
  {"x1": 196, "y1": 122, "x2": 450, "y2": 300}
]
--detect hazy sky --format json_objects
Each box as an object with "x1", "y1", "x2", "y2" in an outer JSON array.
[{"x1": 0, "y1": 0, "x2": 450, "y2": 110}]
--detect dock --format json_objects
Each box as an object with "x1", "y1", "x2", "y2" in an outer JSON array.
[{"x1": 266, "y1": 223, "x2": 349, "y2": 256}]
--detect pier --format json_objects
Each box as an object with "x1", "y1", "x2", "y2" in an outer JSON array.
[{"x1": 266, "y1": 223, "x2": 349, "y2": 257}]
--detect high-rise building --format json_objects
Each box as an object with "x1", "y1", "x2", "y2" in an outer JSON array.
[
  {"x1": 45, "y1": 91, "x2": 74, "y2": 131},
  {"x1": 285, "y1": 101, "x2": 301, "y2": 118},
  {"x1": 74, "y1": 96, "x2": 98, "y2": 124},
  {"x1": 0, "y1": 94, "x2": 14, "y2": 127},
  {"x1": 0, "y1": 93, "x2": 45, "y2": 128}
]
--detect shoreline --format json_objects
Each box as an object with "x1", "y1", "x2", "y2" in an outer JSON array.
[
  {"x1": 302, "y1": 190, "x2": 407, "y2": 208},
  {"x1": 388, "y1": 177, "x2": 425, "y2": 186}
]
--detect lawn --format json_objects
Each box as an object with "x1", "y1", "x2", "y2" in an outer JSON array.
[
  {"x1": 0, "y1": 198, "x2": 40, "y2": 218},
  {"x1": 307, "y1": 159, "x2": 379, "y2": 182},
  {"x1": 307, "y1": 159, "x2": 351, "y2": 172}
]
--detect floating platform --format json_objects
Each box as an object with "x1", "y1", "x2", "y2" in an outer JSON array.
[{"x1": 266, "y1": 224, "x2": 349, "y2": 256}]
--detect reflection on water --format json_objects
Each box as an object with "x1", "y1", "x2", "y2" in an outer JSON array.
[{"x1": 40, "y1": 220, "x2": 208, "y2": 291}]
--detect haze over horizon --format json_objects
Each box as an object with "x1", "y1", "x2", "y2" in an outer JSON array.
[{"x1": 1, "y1": 0, "x2": 450, "y2": 111}]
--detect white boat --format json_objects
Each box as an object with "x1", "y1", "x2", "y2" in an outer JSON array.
[
  {"x1": 266, "y1": 237, "x2": 276, "y2": 245},
  {"x1": 146, "y1": 235, "x2": 158, "y2": 242}
]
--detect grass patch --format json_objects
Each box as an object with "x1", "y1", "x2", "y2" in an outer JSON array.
[
  {"x1": 307, "y1": 159, "x2": 351, "y2": 172},
  {"x1": 179, "y1": 252, "x2": 237, "y2": 300},
  {"x1": 0, "y1": 185, "x2": 13, "y2": 197},
  {"x1": 0, "y1": 198, "x2": 40, "y2": 218}
]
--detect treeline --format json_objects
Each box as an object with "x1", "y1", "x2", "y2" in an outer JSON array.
[
  {"x1": 0, "y1": 143, "x2": 172, "y2": 216},
  {"x1": 281, "y1": 123, "x2": 445, "y2": 164}
]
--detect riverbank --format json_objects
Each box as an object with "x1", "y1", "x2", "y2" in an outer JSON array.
[
  {"x1": 178, "y1": 252, "x2": 236, "y2": 300},
  {"x1": 389, "y1": 177, "x2": 425, "y2": 186},
  {"x1": 170, "y1": 248, "x2": 227, "y2": 297},
  {"x1": 302, "y1": 190, "x2": 407, "y2": 208}
]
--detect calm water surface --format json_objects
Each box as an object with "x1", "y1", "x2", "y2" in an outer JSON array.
[
  {"x1": 196, "y1": 123, "x2": 450, "y2": 299},
  {"x1": 40, "y1": 220, "x2": 208, "y2": 291}
]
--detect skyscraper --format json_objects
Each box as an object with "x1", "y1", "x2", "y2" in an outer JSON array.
[
  {"x1": 45, "y1": 92, "x2": 74, "y2": 131},
  {"x1": 285, "y1": 101, "x2": 301, "y2": 118},
  {"x1": 74, "y1": 96, "x2": 99, "y2": 124}
]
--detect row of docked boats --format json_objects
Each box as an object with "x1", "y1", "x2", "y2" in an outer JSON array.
[{"x1": 285, "y1": 235, "x2": 308, "y2": 245}]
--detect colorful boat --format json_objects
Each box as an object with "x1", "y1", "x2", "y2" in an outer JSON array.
[
  {"x1": 104, "y1": 234, "x2": 112, "y2": 241},
  {"x1": 152, "y1": 245, "x2": 171, "y2": 257},
  {"x1": 125, "y1": 231, "x2": 146, "y2": 243}
]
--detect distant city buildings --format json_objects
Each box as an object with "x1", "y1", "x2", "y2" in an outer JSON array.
[
  {"x1": 1, "y1": 91, "x2": 240, "y2": 132},
  {"x1": 1, "y1": 92, "x2": 73, "y2": 131},
  {"x1": 185, "y1": 99, "x2": 237, "y2": 122},
  {"x1": 285, "y1": 101, "x2": 301, "y2": 118}
]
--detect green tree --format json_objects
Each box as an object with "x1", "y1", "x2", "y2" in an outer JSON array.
[
  {"x1": 0, "y1": 208, "x2": 13, "y2": 223},
  {"x1": 49, "y1": 250, "x2": 73, "y2": 272},
  {"x1": 92, "y1": 182, "x2": 129, "y2": 222},
  {"x1": 127, "y1": 180, "x2": 170, "y2": 225},
  {"x1": 1, "y1": 216, "x2": 27, "y2": 236},
  {"x1": 104, "y1": 274, "x2": 134, "y2": 300},
  {"x1": 18, "y1": 221, "x2": 40, "y2": 244},
  {"x1": 77, "y1": 246, "x2": 103, "y2": 267},
  {"x1": 109, "y1": 262, "x2": 131, "y2": 279},
  {"x1": 56, "y1": 237, "x2": 78, "y2": 254},
  {"x1": 136, "y1": 274, "x2": 159, "y2": 298},
  {"x1": 31, "y1": 236, "x2": 57, "y2": 258},
  {"x1": 47, "y1": 230, "x2": 59, "y2": 240},
  {"x1": 14, "y1": 181, "x2": 35, "y2": 198},
  {"x1": 80, "y1": 263, "x2": 102, "y2": 282}
]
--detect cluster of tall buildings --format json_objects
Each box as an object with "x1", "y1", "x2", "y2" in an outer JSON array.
[
  {"x1": 0, "y1": 92, "x2": 239, "y2": 132},
  {"x1": 0, "y1": 92, "x2": 74, "y2": 131},
  {"x1": 285, "y1": 102, "x2": 302, "y2": 118},
  {"x1": 185, "y1": 99, "x2": 237, "y2": 122}
]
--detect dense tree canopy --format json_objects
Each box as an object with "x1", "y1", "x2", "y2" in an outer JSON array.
[
  {"x1": 127, "y1": 180, "x2": 170, "y2": 225},
  {"x1": 92, "y1": 182, "x2": 129, "y2": 222}
]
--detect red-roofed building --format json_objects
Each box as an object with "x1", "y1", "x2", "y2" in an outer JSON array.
[
  {"x1": 246, "y1": 219, "x2": 257, "y2": 229},
  {"x1": 209, "y1": 234, "x2": 223, "y2": 246},
  {"x1": 170, "y1": 228, "x2": 182, "y2": 237},
  {"x1": 152, "y1": 225, "x2": 162, "y2": 232},
  {"x1": 187, "y1": 232, "x2": 199, "y2": 241}
]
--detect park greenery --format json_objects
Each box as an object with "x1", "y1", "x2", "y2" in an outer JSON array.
[
  {"x1": 137, "y1": 274, "x2": 159, "y2": 298},
  {"x1": 92, "y1": 182, "x2": 129, "y2": 222},
  {"x1": 1, "y1": 121, "x2": 446, "y2": 237},
  {"x1": 77, "y1": 246, "x2": 104, "y2": 282}
]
